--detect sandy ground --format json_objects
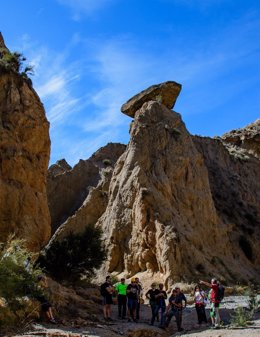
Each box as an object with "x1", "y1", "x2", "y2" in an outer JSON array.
[{"x1": 11, "y1": 296, "x2": 260, "y2": 337}]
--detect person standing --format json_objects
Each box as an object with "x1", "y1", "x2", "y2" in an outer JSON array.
[
  {"x1": 135, "y1": 277, "x2": 143, "y2": 320},
  {"x1": 200, "y1": 278, "x2": 220, "y2": 328},
  {"x1": 164, "y1": 289, "x2": 181, "y2": 329},
  {"x1": 194, "y1": 285, "x2": 207, "y2": 325},
  {"x1": 127, "y1": 278, "x2": 139, "y2": 322},
  {"x1": 101, "y1": 276, "x2": 114, "y2": 321},
  {"x1": 174, "y1": 287, "x2": 187, "y2": 331},
  {"x1": 152, "y1": 283, "x2": 167, "y2": 328},
  {"x1": 146, "y1": 283, "x2": 158, "y2": 325},
  {"x1": 115, "y1": 278, "x2": 127, "y2": 319}
]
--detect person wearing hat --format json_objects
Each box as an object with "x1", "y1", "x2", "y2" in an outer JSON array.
[
  {"x1": 146, "y1": 283, "x2": 158, "y2": 325},
  {"x1": 126, "y1": 278, "x2": 139, "y2": 322},
  {"x1": 115, "y1": 278, "x2": 127, "y2": 319}
]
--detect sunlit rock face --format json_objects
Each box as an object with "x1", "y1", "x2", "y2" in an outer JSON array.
[
  {"x1": 0, "y1": 35, "x2": 51, "y2": 250},
  {"x1": 47, "y1": 81, "x2": 260, "y2": 285}
]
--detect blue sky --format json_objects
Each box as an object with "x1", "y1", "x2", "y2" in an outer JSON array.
[{"x1": 1, "y1": 0, "x2": 259, "y2": 166}]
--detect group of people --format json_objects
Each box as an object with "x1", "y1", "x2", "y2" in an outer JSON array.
[
  {"x1": 101, "y1": 276, "x2": 143, "y2": 322},
  {"x1": 101, "y1": 276, "x2": 224, "y2": 331}
]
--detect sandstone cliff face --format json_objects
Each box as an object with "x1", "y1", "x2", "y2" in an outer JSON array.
[
  {"x1": 0, "y1": 66, "x2": 51, "y2": 251},
  {"x1": 95, "y1": 101, "x2": 260, "y2": 286},
  {"x1": 47, "y1": 81, "x2": 260, "y2": 285},
  {"x1": 193, "y1": 136, "x2": 260, "y2": 277},
  {"x1": 47, "y1": 143, "x2": 126, "y2": 233}
]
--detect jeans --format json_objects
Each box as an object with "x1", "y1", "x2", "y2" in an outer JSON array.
[
  {"x1": 152, "y1": 305, "x2": 166, "y2": 326},
  {"x1": 165, "y1": 308, "x2": 182, "y2": 330}
]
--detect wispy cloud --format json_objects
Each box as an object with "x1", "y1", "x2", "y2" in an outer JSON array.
[{"x1": 56, "y1": 0, "x2": 116, "y2": 19}]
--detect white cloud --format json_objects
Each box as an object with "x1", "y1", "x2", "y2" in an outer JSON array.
[{"x1": 56, "y1": 0, "x2": 115, "y2": 18}]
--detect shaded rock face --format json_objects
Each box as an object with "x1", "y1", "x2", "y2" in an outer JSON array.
[
  {"x1": 47, "y1": 143, "x2": 126, "y2": 234},
  {"x1": 221, "y1": 119, "x2": 260, "y2": 159},
  {"x1": 193, "y1": 136, "x2": 260, "y2": 280},
  {"x1": 121, "y1": 81, "x2": 181, "y2": 118},
  {"x1": 96, "y1": 101, "x2": 248, "y2": 286},
  {"x1": 0, "y1": 67, "x2": 51, "y2": 250}
]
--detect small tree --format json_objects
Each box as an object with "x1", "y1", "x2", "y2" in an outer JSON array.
[
  {"x1": 0, "y1": 238, "x2": 43, "y2": 333},
  {"x1": 38, "y1": 226, "x2": 107, "y2": 282}
]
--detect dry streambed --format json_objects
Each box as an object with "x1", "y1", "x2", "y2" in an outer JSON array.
[{"x1": 13, "y1": 295, "x2": 260, "y2": 337}]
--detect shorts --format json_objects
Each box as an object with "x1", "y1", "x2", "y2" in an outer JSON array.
[
  {"x1": 127, "y1": 298, "x2": 138, "y2": 310},
  {"x1": 41, "y1": 301, "x2": 52, "y2": 312},
  {"x1": 210, "y1": 302, "x2": 219, "y2": 317},
  {"x1": 103, "y1": 295, "x2": 113, "y2": 305}
]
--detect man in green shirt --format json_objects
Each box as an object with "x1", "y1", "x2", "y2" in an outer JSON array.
[{"x1": 115, "y1": 278, "x2": 127, "y2": 319}]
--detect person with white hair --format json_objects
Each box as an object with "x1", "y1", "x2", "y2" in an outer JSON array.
[{"x1": 200, "y1": 278, "x2": 221, "y2": 328}]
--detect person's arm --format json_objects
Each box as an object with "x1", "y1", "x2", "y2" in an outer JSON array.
[
  {"x1": 163, "y1": 291, "x2": 167, "y2": 299},
  {"x1": 145, "y1": 290, "x2": 150, "y2": 300},
  {"x1": 199, "y1": 280, "x2": 211, "y2": 288}
]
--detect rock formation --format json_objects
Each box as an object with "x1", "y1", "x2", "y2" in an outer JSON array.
[
  {"x1": 47, "y1": 81, "x2": 260, "y2": 285},
  {"x1": 121, "y1": 81, "x2": 181, "y2": 118},
  {"x1": 47, "y1": 143, "x2": 126, "y2": 234},
  {"x1": 0, "y1": 34, "x2": 51, "y2": 251},
  {"x1": 221, "y1": 119, "x2": 260, "y2": 159}
]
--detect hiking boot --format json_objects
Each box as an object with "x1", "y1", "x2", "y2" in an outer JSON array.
[{"x1": 49, "y1": 318, "x2": 57, "y2": 324}]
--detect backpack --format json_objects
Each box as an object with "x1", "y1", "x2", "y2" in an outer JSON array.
[
  {"x1": 100, "y1": 283, "x2": 107, "y2": 297},
  {"x1": 217, "y1": 284, "x2": 225, "y2": 302}
]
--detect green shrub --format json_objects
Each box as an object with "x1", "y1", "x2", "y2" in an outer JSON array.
[
  {"x1": 102, "y1": 158, "x2": 112, "y2": 166},
  {"x1": 0, "y1": 48, "x2": 34, "y2": 78},
  {"x1": 230, "y1": 306, "x2": 250, "y2": 327},
  {"x1": 230, "y1": 285, "x2": 258, "y2": 327},
  {"x1": 38, "y1": 226, "x2": 107, "y2": 283},
  {"x1": 0, "y1": 238, "x2": 43, "y2": 334}
]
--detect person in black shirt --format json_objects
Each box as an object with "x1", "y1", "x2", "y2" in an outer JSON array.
[
  {"x1": 146, "y1": 283, "x2": 158, "y2": 324},
  {"x1": 174, "y1": 287, "x2": 187, "y2": 331},
  {"x1": 100, "y1": 276, "x2": 114, "y2": 321},
  {"x1": 165, "y1": 288, "x2": 179, "y2": 328},
  {"x1": 152, "y1": 283, "x2": 167, "y2": 327},
  {"x1": 127, "y1": 278, "x2": 139, "y2": 322}
]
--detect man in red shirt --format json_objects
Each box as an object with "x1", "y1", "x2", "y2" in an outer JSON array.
[{"x1": 200, "y1": 278, "x2": 220, "y2": 328}]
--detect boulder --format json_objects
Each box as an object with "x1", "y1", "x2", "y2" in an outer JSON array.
[{"x1": 121, "y1": 81, "x2": 182, "y2": 118}]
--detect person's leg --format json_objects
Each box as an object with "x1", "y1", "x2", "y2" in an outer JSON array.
[
  {"x1": 210, "y1": 303, "x2": 216, "y2": 326},
  {"x1": 118, "y1": 295, "x2": 122, "y2": 317},
  {"x1": 107, "y1": 304, "x2": 111, "y2": 319},
  {"x1": 175, "y1": 310, "x2": 182, "y2": 331},
  {"x1": 159, "y1": 306, "x2": 166, "y2": 327},
  {"x1": 164, "y1": 309, "x2": 174, "y2": 327},
  {"x1": 151, "y1": 305, "x2": 159, "y2": 325},
  {"x1": 202, "y1": 305, "x2": 208, "y2": 323},
  {"x1": 127, "y1": 299, "x2": 133, "y2": 321},
  {"x1": 103, "y1": 297, "x2": 107, "y2": 318},
  {"x1": 214, "y1": 305, "x2": 220, "y2": 327},
  {"x1": 122, "y1": 295, "x2": 127, "y2": 318},
  {"x1": 132, "y1": 300, "x2": 137, "y2": 321},
  {"x1": 136, "y1": 301, "x2": 140, "y2": 320},
  {"x1": 195, "y1": 305, "x2": 200, "y2": 324}
]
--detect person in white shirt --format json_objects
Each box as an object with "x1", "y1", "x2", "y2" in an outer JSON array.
[{"x1": 194, "y1": 285, "x2": 207, "y2": 325}]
